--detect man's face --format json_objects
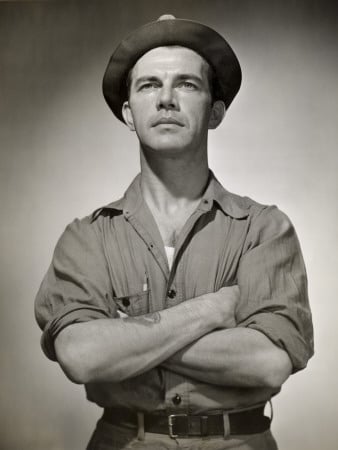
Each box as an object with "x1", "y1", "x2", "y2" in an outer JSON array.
[{"x1": 122, "y1": 46, "x2": 223, "y2": 155}]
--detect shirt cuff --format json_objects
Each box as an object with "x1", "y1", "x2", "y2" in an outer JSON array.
[
  {"x1": 41, "y1": 304, "x2": 113, "y2": 361},
  {"x1": 238, "y1": 312, "x2": 314, "y2": 372}
]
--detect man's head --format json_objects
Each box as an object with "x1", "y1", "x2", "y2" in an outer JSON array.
[
  {"x1": 121, "y1": 45, "x2": 226, "y2": 154},
  {"x1": 102, "y1": 15, "x2": 242, "y2": 123}
]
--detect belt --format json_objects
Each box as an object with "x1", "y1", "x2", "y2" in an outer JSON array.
[{"x1": 102, "y1": 406, "x2": 271, "y2": 438}]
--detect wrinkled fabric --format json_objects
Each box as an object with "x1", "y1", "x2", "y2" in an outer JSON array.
[{"x1": 35, "y1": 171, "x2": 313, "y2": 414}]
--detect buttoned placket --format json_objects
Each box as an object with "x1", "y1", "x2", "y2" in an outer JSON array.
[
  {"x1": 164, "y1": 201, "x2": 214, "y2": 413},
  {"x1": 124, "y1": 197, "x2": 214, "y2": 413}
]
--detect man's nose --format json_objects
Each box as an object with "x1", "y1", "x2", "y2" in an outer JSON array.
[{"x1": 156, "y1": 85, "x2": 178, "y2": 110}]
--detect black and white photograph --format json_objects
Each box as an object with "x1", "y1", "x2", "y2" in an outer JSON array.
[{"x1": 0, "y1": 1, "x2": 337, "y2": 449}]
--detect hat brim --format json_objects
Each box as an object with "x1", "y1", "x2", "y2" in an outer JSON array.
[{"x1": 102, "y1": 18, "x2": 242, "y2": 122}]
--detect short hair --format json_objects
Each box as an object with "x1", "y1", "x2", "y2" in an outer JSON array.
[{"x1": 126, "y1": 49, "x2": 220, "y2": 104}]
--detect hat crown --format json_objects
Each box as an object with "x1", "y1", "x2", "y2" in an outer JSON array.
[{"x1": 157, "y1": 14, "x2": 176, "y2": 21}]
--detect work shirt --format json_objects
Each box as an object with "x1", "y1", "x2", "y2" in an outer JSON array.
[{"x1": 35, "y1": 172, "x2": 313, "y2": 414}]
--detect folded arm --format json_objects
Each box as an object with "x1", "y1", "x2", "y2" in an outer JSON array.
[
  {"x1": 36, "y1": 206, "x2": 313, "y2": 391},
  {"x1": 162, "y1": 327, "x2": 292, "y2": 388},
  {"x1": 164, "y1": 206, "x2": 313, "y2": 388},
  {"x1": 54, "y1": 286, "x2": 238, "y2": 384}
]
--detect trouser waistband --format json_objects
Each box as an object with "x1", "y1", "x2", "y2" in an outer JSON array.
[{"x1": 102, "y1": 405, "x2": 271, "y2": 438}]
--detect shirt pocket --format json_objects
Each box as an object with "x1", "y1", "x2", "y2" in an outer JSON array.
[{"x1": 113, "y1": 290, "x2": 150, "y2": 317}]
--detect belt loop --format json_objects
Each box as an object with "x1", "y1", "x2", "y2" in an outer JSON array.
[
  {"x1": 223, "y1": 412, "x2": 230, "y2": 437},
  {"x1": 268, "y1": 400, "x2": 274, "y2": 423},
  {"x1": 137, "y1": 412, "x2": 145, "y2": 441},
  {"x1": 200, "y1": 416, "x2": 208, "y2": 436}
]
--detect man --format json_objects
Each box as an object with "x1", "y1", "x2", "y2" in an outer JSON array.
[{"x1": 35, "y1": 15, "x2": 313, "y2": 450}]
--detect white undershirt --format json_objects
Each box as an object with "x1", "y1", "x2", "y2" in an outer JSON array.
[{"x1": 164, "y1": 246, "x2": 175, "y2": 270}]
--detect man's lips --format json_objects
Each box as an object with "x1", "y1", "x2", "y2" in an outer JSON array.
[{"x1": 151, "y1": 117, "x2": 184, "y2": 127}]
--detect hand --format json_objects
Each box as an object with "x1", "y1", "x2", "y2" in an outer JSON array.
[{"x1": 205, "y1": 285, "x2": 240, "y2": 329}]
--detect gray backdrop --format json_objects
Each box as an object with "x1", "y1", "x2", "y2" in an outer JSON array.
[{"x1": 1, "y1": 1, "x2": 337, "y2": 449}]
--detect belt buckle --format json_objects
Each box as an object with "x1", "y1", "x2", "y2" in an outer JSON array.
[{"x1": 168, "y1": 414, "x2": 188, "y2": 438}]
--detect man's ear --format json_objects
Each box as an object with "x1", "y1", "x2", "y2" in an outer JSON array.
[
  {"x1": 122, "y1": 101, "x2": 135, "y2": 131},
  {"x1": 208, "y1": 100, "x2": 226, "y2": 130}
]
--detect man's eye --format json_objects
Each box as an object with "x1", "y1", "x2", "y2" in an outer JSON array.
[
  {"x1": 179, "y1": 82, "x2": 197, "y2": 90},
  {"x1": 139, "y1": 83, "x2": 157, "y2": 91}
]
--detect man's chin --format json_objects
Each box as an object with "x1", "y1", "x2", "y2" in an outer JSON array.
[
  {"x1": 142, "y1": 143, "x2": 191, "y2": 156},
  {"x1": 141, "y1": 137, "x2": 193, "y2": 155}
]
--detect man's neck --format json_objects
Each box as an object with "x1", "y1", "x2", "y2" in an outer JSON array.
[{"x1": 139, "y1": 146, "x2": 209, "y2": 214}]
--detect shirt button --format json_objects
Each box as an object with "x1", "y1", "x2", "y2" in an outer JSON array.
[
  {"x1": 167, "y1": 289, "x2": 176, "y2": 299},
  {"x1": 172, "y1": 394, "x2": 181, "y2": 405},
  {"x1": 122, "y1": 297, "x2": 130, "y2": 307}
]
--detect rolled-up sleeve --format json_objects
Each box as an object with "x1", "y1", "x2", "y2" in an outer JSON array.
[
  {"x1": 236, "y1": 205, "x2": 314, "y2": 372},
  {"x1": 34, "y1": 217, "x2": 117, "y2": 361}
]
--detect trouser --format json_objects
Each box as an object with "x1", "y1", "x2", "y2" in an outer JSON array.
[{"x1": 87, "y1": 418, "x2": 278, "y2": 450}]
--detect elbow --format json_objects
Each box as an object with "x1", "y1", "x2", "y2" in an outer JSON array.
[
  {"x1": 61, "y1": 365, "x2": 88, "y2": 385},
  {"x1": 54, "y1": 328, "x2": 93, "y2": 385},
  {"x1": 56, "y1": 345, "x2": 90, "y2": 385},
  {"x1": 54, "y1": 326, "x2": 127, "y2": 384},
  {"x1": 59, "y1": 357, "x2": 90, "y2": 385},
  {"x1": 262, "y1": 349, "x2": 292, "y2": 388}
]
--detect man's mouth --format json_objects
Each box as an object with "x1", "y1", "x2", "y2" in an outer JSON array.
[{"x1": 152, "y1": 117, "x2": 184, "y2": 127}]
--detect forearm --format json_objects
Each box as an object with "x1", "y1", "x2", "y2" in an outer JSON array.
[
  {"x1": 162, "y1": 327, "x2": 292, "y2": 388},
  {"x1": 54, "y1": 292, "x2": 230, "y2": 384},
  {"x1": 85, "y1": 366, "x2": 279, "y2": 412}
]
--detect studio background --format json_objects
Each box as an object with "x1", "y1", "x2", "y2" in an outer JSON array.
[{"x1": 1, "y1": 1, "x2": 337, "y2": 449}]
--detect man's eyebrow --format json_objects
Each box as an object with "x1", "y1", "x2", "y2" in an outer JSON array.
[
  {"x1": 176, "y1": 74, "x2": 204, "y2": 83},
  {"x1": 134, "y1": 76, "x2": 160, "y2": 86},
  {"x1": 134, "y1": 74, "x2": 204, "y2": 85}
]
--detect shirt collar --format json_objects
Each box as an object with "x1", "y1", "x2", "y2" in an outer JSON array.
[
  {"x1": 92, "y1": 175, "x2": 143, "y2": 219},
  {"x1": 199, "y1": 171, "x2": 249, "y2": 219},
  {"x1": 94, "y1": 171, "x2": 249, "y2": 220}
]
